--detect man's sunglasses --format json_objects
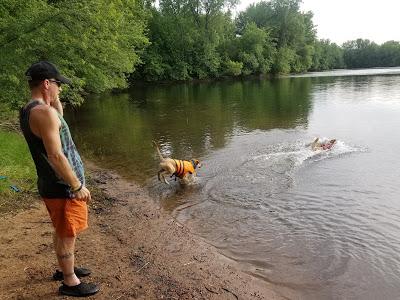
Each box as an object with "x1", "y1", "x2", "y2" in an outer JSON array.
[{"x1": 49, "y1": 79, "x2": 62, "y2": 87}]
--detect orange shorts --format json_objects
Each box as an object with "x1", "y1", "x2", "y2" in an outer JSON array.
[{"x1": 43, "y1": 198, "x2": 88, "y2": 237}]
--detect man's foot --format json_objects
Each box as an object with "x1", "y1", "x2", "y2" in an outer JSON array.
[
  {"x1": 59, "y1": 282, "x2": 100, "y2": 297},
  {"x1": 53, "y1": 267, "x2": 91, "y2": 281}
]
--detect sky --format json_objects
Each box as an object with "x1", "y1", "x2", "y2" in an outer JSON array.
[{"x1": 234, "y1": 0, "x2": 400, "y2": 45}]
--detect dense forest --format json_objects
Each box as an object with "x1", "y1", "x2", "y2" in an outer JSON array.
[{"x1": 1, "y1": 0, "x2": 399, "y2": 108}]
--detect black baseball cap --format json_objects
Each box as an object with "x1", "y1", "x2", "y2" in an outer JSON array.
[{"x1": 25, "y1": 61, "x2": 72, "y2": 85}]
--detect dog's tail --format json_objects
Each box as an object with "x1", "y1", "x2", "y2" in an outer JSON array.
[{"x1": 152, "y1": 140, "x2": 164, "y2": 160}]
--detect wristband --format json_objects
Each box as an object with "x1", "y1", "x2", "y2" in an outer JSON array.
[{"x1": 71, "y1": 182, "x2": 83, "y2": 193}]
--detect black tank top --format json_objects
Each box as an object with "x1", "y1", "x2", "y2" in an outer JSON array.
[{"x1": 19, "y1": 101, "x2": 84, "y2": 198}]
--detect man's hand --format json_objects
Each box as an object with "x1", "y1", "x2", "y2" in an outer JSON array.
[
  {"x1": 50, "y1": 96, "x2": 64, "y2": 116},
  {"x1": 74, "y1": 186, "x2": 91, "y2": 202}
]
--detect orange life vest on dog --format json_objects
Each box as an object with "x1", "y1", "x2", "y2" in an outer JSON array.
[{"x1": 172, "y1": 159, "x2": 195, "y2": 179}]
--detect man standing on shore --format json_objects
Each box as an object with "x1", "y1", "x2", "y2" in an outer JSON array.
[{"x1": 19, "y1": 61, "x2": 99, "y2": 297}]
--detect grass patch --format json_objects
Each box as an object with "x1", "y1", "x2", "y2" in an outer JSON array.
[
  {"x1": 0, "y1": 130, "x2": 38, "y2": 214},
  {"x1": 0, "y1": 102, "x2": 18, "y2": 122}
]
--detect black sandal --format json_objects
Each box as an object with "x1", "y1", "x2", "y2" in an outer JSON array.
[
  {"x1": 53, "y1": 267, "x2": 91, "y2": 281},
  {"x1": 59, "y1": 282, "x2": 100, "y2": 297}
]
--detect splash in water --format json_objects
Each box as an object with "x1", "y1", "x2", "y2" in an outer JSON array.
[{"x1": 252, "y1": 139, "x2": 364, "y2": 168}]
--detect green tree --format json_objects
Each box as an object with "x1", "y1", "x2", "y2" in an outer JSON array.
[
  {"x1": 235, "y1": 0, "x2": 316, "y2": 74},
  {"x1": 235, "y1": 23, "x2": 275, "y2": 75},
  {"x1": 377, "y1": 41, "x2": 400, "y2": 67},
  {"x1": 342, "y1": 39, "x2": 379, "y2": 68},
  {"x1": 311, "y1": 39, "x2": 344, "y2": 70},
  {"x1": 135, "y1": 0, "x2": 237, "y2": 81},
  {"x1": 0, "y1": 0, "x2": 148, "y2": 108}
]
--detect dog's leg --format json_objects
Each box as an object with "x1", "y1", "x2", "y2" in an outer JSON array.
[
  {"x1": 190, "y1": 173, "x2": 197, "y2": 184},
  {"x1": 157, "y1": 169, "x2": 165, "y2": 182},
  {"x1": 180, "y1": 173, "x2": 194, "y2": 185},
  {"x1": 160, "y1": 171, "x2": 170, "y2": 185}
]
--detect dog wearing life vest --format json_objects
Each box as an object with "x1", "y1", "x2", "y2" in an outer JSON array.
[
  {"x1": 311, "y1": 137, "x2": 337, "y2": 151},
  {"x1": 153, "y1": 141, "x2": 201, "y2": 185}
]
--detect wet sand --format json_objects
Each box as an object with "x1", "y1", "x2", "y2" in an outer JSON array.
[{"x1": 0, "y1": 164, "x2": 283, "y2": 299}]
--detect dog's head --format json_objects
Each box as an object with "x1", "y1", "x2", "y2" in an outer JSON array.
[{"x1": 191, "y1": 159, "x2": 202, "y2": 169}]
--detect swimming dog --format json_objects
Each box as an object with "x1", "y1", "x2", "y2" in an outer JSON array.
[
  {"x1": 310, "y1": 137, "x2": 337, "y2": 151},
  {"x1": 153, "y1": 141, "x2": 201, "y2": 185}
]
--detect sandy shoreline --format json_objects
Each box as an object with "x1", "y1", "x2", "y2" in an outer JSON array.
[{"x1": 0, "y1": 164, "x2": 284, "y2": 299}]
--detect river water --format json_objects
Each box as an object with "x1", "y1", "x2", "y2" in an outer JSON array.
[{"x1": 66, "y1": 68, "x2": 400, "y2": 299}]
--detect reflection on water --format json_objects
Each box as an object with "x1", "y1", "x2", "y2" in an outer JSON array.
[
  {"x1": 66, "y1": 77, "x2": 312, "y2": 182},
  {"x1": 66, "y1": 69, "x2": 400, "y2": 299}
]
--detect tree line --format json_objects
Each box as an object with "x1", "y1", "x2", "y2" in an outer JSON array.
[
  {"x1": 1, "y1": 0, "x2": 399, "y2": 108},
  {"x1": 342, "y1": 39, "x2": 400, "y2": 68}
]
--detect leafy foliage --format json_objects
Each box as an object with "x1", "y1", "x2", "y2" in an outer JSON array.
[
  {"x1": 235, "y1": 0, "x2": 317, "y2": 74},
  {"x1": 1, "y1": 0, "x2": 399, "y2": 110},
  {"x1": 0, "y1": 0, "x2": 148, "y2": 108},
  {"x1": 343, "y1": 39, "x2": 400, "y2": 68},
  {"x1": 311, "y1": 39, "x2": 344, "y2": 70}
]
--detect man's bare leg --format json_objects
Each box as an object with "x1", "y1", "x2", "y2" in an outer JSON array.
[{"x1": 53, "y1": 233, "x2": 80, "y2": 286}]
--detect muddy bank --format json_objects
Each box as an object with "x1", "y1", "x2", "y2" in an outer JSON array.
[{"x1": 0, "y1": 164, "x2": 284, "y2": 299}]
